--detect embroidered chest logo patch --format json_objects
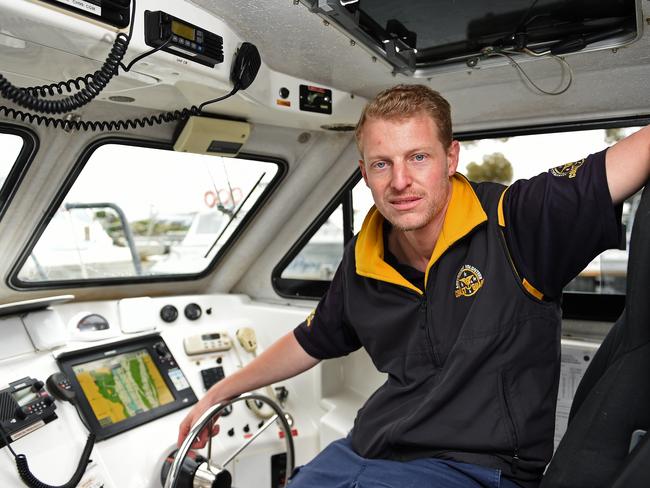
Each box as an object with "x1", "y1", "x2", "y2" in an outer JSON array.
[
  {"x1": 455, "y1": 265, "x2": 484, "y2": 298},
  {"x1": 550, "y1": 158, "x2": 585, "y2": 179}
]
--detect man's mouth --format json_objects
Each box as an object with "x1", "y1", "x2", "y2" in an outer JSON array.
[{"x1": 388, "y1": 195, "x2": 422, "y2": 211}]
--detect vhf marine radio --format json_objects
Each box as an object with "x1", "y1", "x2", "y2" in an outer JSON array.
[
  {"x1": 40, "y1": 0, "x2": 132, "y2": 28},
  {"x1": 145, "y1": 11, "x2": 224, "y2": 68},
  {"x1": 0, "y1": 377, "x2": 56, "y2": 447}
]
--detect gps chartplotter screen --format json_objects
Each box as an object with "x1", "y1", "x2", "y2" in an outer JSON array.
[
  {"x1": 72, "y1": 348, "x2": 174, "y2": 427},
  {"x1": 58, "y1": 334, "x2": 197, "y2": 440}
]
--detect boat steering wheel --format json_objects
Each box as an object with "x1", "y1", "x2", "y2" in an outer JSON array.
[{"x1": 163, "y1": 392, "x2": 295, "y2": 488}]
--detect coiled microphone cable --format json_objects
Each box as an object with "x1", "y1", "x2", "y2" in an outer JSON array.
[
  {"x1": 0, "y1": 84, "x2": 239, "y2": 132},
  {"x1": 0, "y1": 424, "x2": 96, "y2": 488},
  {"x1": 0, "y1": 34, "x2": 129, "y2": 115},
  {"x1": 0, "y1": 0, "x2": 137, "y2": 115}
]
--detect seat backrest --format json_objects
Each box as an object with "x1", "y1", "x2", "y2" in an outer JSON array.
[{"x1": 541, "y1": 183, "x2": 650, "y2": 488}]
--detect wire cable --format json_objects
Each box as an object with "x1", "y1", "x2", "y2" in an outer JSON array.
[
  {"x1": 0, "y1": 425, "x2": 19, "y2": 457},
  {"x1": 199, "y1": 84, "x2": 240, "y2": 112},
  {"x1": 119, "y1": 34, "x2": 173, "y2": 73},
  {"x1": 483, "y1": 48, "x2": 573, "y2": 96},
  {"x1": 0, "y1": 105, "x2": 202, "y2": 131}
]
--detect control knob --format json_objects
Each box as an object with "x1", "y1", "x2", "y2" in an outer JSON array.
[
  {"x1": 160, "y1": 305, "x2": 179, "y2": 323},
  {"x1": 184, "y1": 303, "x2": 202, "y2": 321}
]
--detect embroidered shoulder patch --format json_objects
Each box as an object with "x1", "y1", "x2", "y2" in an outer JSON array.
[
  {"x1": 455, "y1": 265, "x2": 484, "y2": 298},
  {"x1": 550, "y1": 158, "x2": 585, "y2": 179}
]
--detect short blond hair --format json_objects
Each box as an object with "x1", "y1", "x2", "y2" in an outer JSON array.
[{"x1": 355, "y1": 84, "x2": 452, "y2": 153}]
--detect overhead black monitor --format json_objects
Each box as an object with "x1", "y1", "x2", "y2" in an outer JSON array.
[
  {"x1": 57, "y1": 334, "x2": 197, "y2": 440},
  {"x1": 308, "y1": 0, "x2": 639, "y2": 72}
]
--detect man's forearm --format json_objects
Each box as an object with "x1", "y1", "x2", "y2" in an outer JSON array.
[{"x1": 205, "y1": 330, "x2": 320, "y2": 404}]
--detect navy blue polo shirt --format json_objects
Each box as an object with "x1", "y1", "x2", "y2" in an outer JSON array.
[{"x1": 295, "y1": 148, "x2": 622, "y2": 360}]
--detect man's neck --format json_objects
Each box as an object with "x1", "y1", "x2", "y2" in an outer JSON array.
[{"x1": 387, "y1": 202, "x2": 450, "y2": 273}]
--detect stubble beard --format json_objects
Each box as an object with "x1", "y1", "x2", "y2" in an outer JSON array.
[{"x1": 384, "y1": 181, "x2": 451, "y2": 232}]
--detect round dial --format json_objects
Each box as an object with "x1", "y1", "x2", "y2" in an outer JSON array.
[
  {"x1": 184, "y1": 303, "x2": 202, "y2": 321},
  {"x1": 160, "y1": 304, "x2": 179, "y2": 323}
]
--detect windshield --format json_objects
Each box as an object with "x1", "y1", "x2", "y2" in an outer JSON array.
[{"x1": 16, "y1": 143, "x2": 281, "y2": 283}]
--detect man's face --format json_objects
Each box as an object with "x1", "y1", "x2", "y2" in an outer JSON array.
[{"x1": 358, "y1": 113, "x2": 459, "y2": 232}]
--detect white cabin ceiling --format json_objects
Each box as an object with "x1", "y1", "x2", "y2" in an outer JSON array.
[{"x1": 189, "y1": 0, "x2": 650, "y2": 130}]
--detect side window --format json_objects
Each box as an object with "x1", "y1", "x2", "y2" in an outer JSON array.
[
  {"x1": 0, "y1": 129, "x2": 33, "y2": 217},
  {"x1": 14, "y1": 142, "x2": 282, "y2": 285},
  {"x1": 273, "y1": 174, "x2": 373, "y2": 296},
  {"x1": 279, "y1": 180, "x2": 374, "y2": 282},
  {"x1": 281, "y1": 204, "x2": 345, "y2": 281},
  {"x1": 275, "y1": 124, "x2": 642, "y2": 319}
]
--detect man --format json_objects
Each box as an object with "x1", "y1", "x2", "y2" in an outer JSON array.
[{"x1": 179, "y1": 85, "x2": 650, "y2": 487}]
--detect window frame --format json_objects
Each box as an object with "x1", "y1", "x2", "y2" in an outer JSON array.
[
  {"x1": 0, "y1": 123, "x2": 38, "y2": 223},
  {"x1": 272, "y1": 171, "x2": 360, "y2": 298},
  {"x1": 272, "y1": 115, "x2": 650, "y2": 321},
  {"x1": 8, "y1": 137, "x2": 287, "y2": 290}
]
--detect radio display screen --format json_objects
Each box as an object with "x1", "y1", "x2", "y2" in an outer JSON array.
[
  {"x1": 72, "y1": 348, "x2": 174, "y2": 427},
  {"x1": 172, "y1": 20, "x2": 195, "y2": 41},
  {"x1": 12, "y1": 386, "x2": 39, "y2": 407}
]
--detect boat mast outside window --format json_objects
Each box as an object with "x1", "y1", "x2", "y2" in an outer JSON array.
[{"x1": 13, "y1": 141, "x2": 282, "y2": 285}]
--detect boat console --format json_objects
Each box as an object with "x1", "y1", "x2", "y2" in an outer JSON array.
[{"x1": 0, "y1": 294, "x2": 333, "y2": 488}]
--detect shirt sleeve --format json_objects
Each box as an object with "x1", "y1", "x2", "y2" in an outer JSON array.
[
  {"x1": 293, "y1": 261, "x2": 362, "y2": 360},
  {"x1": 502, "y1": 148, "x2": 624, "y2": 300}
]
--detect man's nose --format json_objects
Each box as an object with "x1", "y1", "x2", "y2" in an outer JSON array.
[{"x1": 391, "y1": 162, "x2": 412, "y2": 191}]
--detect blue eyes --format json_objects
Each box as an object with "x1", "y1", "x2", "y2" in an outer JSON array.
[{"x1": 371, "y1": 154, "x2": 426, "y2": 169}]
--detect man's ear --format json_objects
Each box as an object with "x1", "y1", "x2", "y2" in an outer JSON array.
[
  {"x1": 447, "y1": 140, "x2": 460, "y2": 176},
  {"x1": 358, "y1": 159, "x2": 369, "y2": 185}
]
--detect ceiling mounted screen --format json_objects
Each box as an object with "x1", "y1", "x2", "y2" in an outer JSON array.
[{"x1": 305, "y1": 0, "x2": 639, "y2": 74}]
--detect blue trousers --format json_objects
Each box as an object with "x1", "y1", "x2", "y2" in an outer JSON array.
[{"x1": 288, "y1": 437, "x2": 522, "y2": 488}]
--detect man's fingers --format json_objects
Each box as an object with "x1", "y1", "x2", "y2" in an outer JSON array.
[
  {"x1": 184, "y1": 424, "x2": 220, "y2": 449},
  {"x1": 177, "y1": 421, "x2": 191, "y2": 447},
  {"x1": 191, "y1": 432, "x2": 208, "y2": 449},
  {"x1": 177, "y1": 411, "x2": 221, "y2": 448},
  {"x1": 207, "y1": 422, "x2": 220, "y2": 437}
]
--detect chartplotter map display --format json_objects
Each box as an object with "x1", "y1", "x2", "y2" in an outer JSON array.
[{"x1": 73, "y1": 349, "x2": 174, "y2": 426}]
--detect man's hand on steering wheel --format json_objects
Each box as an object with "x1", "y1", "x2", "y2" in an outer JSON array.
[{"x1": 177, "y1": 393, "x2": 224, "y2": 448}]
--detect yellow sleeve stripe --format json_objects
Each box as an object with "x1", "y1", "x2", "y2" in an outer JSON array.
[
  {"x1": 523, "y1": 278, "x2": 544, "y2": 301},
  {"x1": 498, "y1": 187, "x2": 508, "y2": 227}
]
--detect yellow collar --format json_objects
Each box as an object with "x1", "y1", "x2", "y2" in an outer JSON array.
[{"x1": 354, "y1": 173, "x2": 487, "y2": 293}]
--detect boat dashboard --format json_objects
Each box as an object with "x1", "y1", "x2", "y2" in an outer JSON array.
[{"x1": 0, "y1": 294, "x2": 334, "y2": 488}]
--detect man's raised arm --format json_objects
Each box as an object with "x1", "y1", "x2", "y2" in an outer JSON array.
[
  {"x1": 606, "y1": 125, "x2": 650, "y2": 204},
  {"x1": 177, "y1": 330, "x2": 320, "y2": 448}
]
